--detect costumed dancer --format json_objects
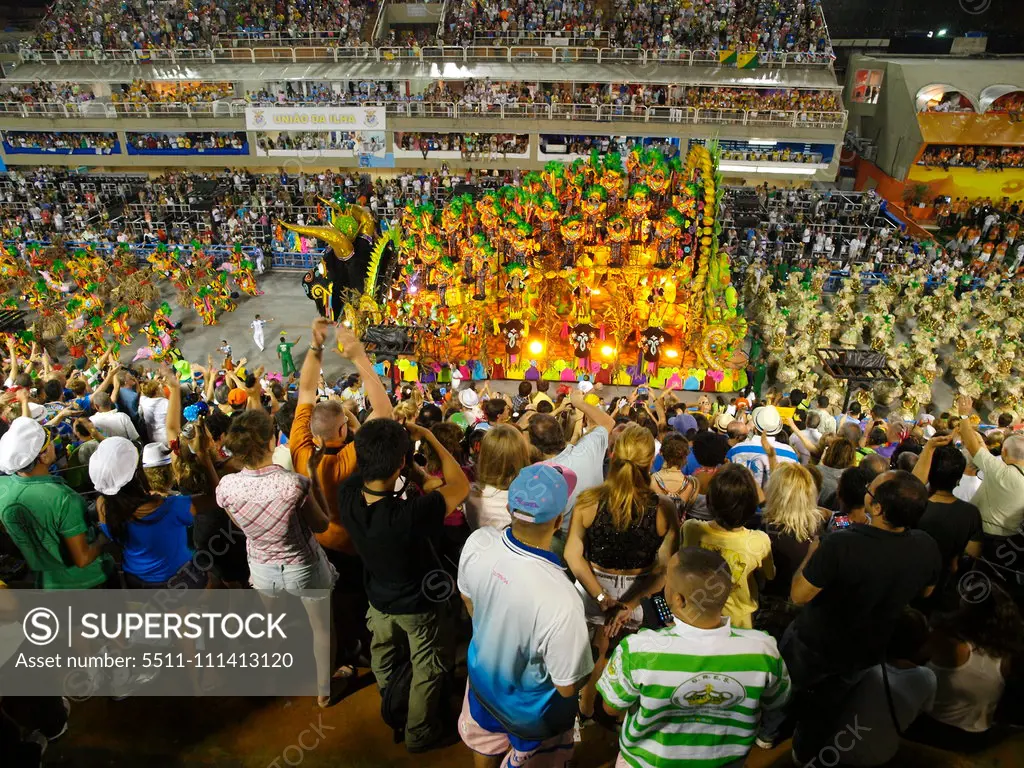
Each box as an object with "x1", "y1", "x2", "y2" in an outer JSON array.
[{"x1": 251, "y1": 314, "x2": 273, "y2": 352}]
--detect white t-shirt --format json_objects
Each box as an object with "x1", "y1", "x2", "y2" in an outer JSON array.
[
  {"x1": 139, "y1": 395, "x2": 169, "y2": 446},
  {"x1": 465, "y1": 484, "x2": 511, "y2": 530},
  {"x1": 458, "y1": 526, "x2": 593, "y2": 740},
  {"x1": 90, "y1": 410, "x2": 140, "y2": 441},
  {"x1": 551, "y1": 425, "x2": 609, "y2": 532},
  {"x1": 837, "y1": 664, "x2": 936, "y2": 767}
]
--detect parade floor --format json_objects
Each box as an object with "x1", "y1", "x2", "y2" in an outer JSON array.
[{"x1": 42, "y1": 672, "x2": 999, "y2": 768}]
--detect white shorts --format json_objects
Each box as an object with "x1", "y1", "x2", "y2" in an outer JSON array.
[{"x1": 576, "y1": 566, "x2": 647, "y2": 628}]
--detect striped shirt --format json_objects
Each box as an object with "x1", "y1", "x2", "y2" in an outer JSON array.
[
  {"x1": 597, "y1": 618, "x2": 790, "y2": 768},
  {"x1": 726, "y1": 436, "x2": 799, "y2": 487}
]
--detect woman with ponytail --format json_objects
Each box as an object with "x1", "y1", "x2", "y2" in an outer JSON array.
[{"x1": 565, "y1": 423, "x2": 678, "y2": 720}]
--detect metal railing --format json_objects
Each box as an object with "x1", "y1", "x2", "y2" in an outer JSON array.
[
  {"x1": 0, "y1": 99, "x2": 847, "y2": 129},
  {"x1": 17, "y1": 44, "x2": 835, "y2": 69}
]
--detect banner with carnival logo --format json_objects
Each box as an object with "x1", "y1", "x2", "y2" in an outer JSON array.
[{"x1": 244, "y1": 106, "x2": 385, "y2": 132}]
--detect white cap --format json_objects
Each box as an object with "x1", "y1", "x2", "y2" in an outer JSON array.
[
  {"x1": 459, "y1": 389, "x2": 480, "y2": 408},
  {"x1": 142, "y1": 442, "x2": 172, "y2": 468},
  {"x1": 89, "y1": 437, "x2": 139, "y2": 495},
  {"x1": 0, "y1": 417, "x2": 47, "y2": 473}
]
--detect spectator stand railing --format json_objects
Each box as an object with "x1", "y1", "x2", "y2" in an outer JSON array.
[
  {"x1": 470, "y1": 31, "x2": 611, "y2": 47},
  {"x1": 18, "y1": 44, "x2": 835, "y2": 69},
  {"x1": 0, "y1": 99, "x2": 847, "y2": 129},
  {"x1": 3, "y1": 238, "x2": 326, "y2": 270},
  {"x1": 821, "y1": 271, "x2": 986, "y2": 294}
]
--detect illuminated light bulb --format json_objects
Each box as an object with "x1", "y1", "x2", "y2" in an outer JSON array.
[
  {"x1": 528, "y1": 340, "x2": 544, "y2": 355},
  {"x1": 666, "y1": 349, "x2": 679, "y2": 359},
  {"x1": 601, "y1": 345, "x2": 615, "y2": 357},
  {"x1": 592, "y1": 288, "x2": 601, "y2": 295}
]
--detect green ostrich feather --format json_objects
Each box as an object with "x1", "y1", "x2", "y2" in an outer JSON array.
[
  {"x1": 363, "y1": 229, "x2": 395, "y2": 297},
  {"x1": 584, "y1": 185, "x2": 608, "y2": 202}
]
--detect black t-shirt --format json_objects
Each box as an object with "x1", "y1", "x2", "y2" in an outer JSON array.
[
  {"x1": 337, "y1": 474, "x2": 446, "y2": 615},
  {"x1": 793, "y1": 524, "x2": 942, "y2": 668},
  {"x1": 762, "y1": 522, "x2": 815, "y2": 599},
  {"x1": 917, "y1": 498, "x2": 983, "y2": 568}
]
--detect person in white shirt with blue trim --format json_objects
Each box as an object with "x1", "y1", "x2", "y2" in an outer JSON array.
[
  {"x1": 457, "y1": 462, "x2": 594, "y2": 767},
  {"x1": 726, "y1": 405, "x2": 799, "y2": 487}
]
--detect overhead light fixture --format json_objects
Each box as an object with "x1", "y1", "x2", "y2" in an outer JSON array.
[
  {"x1": 938, "y1": 29, "x2": 947, "y2": 37},
  {"x1": 601, "y1": 345, "x2": 616, "y2": 358},
  {"x1": 528, "y1": 340, "x2": 544, "y2": 355},
  {"x1": 748, "y1": 139, "x2": 779, "y2": 146}
]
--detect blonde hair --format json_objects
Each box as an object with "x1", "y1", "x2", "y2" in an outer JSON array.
[
  {"x1": 762, "y1": 462, "x2": 821, "y2": 542},
  {"x1": 476, "y1": 424, "x2": 529, "y2": 490},
  {"x1": 578, "y1": 423, "x2": 654, "y2": 531},
  {"x1": 140, "y1": 379, "x2": 162, "y2": 398},
  {"x1": 393, "y1": 400, "x2": 418, "y2": 422}
]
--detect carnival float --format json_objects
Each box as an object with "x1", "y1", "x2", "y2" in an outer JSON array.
[{"x1": 284, "y1": 143, "x2": 750, "y2": 391}]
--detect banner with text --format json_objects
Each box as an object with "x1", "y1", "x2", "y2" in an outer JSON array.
[{"x1": 245, "y1": 106, "x2": 386, "y2": 132}]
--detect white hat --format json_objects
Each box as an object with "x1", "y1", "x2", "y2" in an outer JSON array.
[
  {"x1": 89, "y1": 437, "x2": 139, "y2": 495},
  {"x1": 0, "y1": 417, "x2": 47, "y2": 473},
  {"x1": 459, "y1": 389, "x2": 480, "y2": 408},
  {"x1": 27, "y1": 402, "x2": 46, "y2": 423},
  {"x1": 142, "y1": 442, "x2": 172, "y2": 468},
  {"x1": 752, "y1": 405, "x2": 783, "y2": 436}
]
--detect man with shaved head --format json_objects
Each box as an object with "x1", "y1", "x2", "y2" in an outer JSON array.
[{"x1": 598, "y1": 548, "x2": 790, "y2": 767}]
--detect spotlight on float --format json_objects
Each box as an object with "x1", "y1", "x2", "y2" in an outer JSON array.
[
  {"x1": 528, "y1": 340, "x2": 544, "y2": 355},
  {"x1": 666, "y1": 349, "x2": 679, "y2": 359},
  {"x1": 601, "y1": 345, "x2": 616, "y2": 358},
  {"x1": 592, "y1": 288, "x2": 601, "y2": 295}
]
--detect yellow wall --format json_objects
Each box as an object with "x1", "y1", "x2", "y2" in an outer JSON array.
[{"x1": 906, "y1": 164, "x2": 1024, "y2": 202}]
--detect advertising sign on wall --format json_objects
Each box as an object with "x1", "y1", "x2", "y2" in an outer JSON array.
[{"x1": 244, "y1": 106, "x2": 385, "y2": 132}]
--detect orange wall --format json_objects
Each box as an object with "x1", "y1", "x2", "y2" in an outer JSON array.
[{"x1": 854, "y1": 157, "x2": 907, "y2": 200}]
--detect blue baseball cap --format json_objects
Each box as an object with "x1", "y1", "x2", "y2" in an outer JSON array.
[
  {"x1": 507, "y1": 463, "x2": 578, "y2": 524},
  {"x1": 669, "y1": 413, "x2": 698, "y2": 435}
]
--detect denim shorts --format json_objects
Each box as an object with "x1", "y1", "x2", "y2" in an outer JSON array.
[{"x1": 248, "y1": 548, "x2": 337, "y2": 599}]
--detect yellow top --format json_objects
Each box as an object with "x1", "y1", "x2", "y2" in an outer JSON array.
[{"x1": 681, "y1": 520, "x2": 775, "y2": 629}]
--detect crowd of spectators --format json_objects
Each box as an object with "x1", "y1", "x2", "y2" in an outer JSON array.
[
  {"x1": 111, "y1": 80, "x2": 235, "y2": 106},
  {"x1": 2, "y1": 131, "x2": 118, "y2": 153},
  {"x1": 921, "y1": 93, "x2": 976, "y2": 113},
  {"x1": 608, "y1": 0, "x2": 830, "y2": 53},
  {"x1": 127, "y1": 132, "x2": 247, "y2": 152},
  {"x1": 26, "y1": 0, "x2": 376, "y2": 52},
  {"x1": 683, "y1": 86, "x2": 840, "y2": 112},
  {"x1": 934, "y1": 196, "x2": 1024, "y2": 276},
  {"x1": 0, "y1": 81, "x2": 95, "y2": 105},
  {"x1": 396, "y1": 132, "x2": 530, "y2": 157},
  {"x1": 442, "y1": 0, "x2": 603, "y2": 45},
  {"x1": 256, "y1": 131, "x2": 360, "y2": 153},
  {"x1": 1, "y1": 320, "x2": 1022, "y2": 765},
  {"x1": 919, "y1": 145, "x2": 1024, "y2": 172},
  {"x1": 720, "y1": 146, "x2": 823, "y2": 163}
]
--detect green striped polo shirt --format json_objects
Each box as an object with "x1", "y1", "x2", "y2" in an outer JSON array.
[{"x1": 597, "y1": 617, "x2": 791, "y2": 768}]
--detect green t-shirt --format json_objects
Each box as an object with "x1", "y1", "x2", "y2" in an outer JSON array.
[
  {"x1": 277, "y1": 342, "x2": 294, "y2": 358},
  {"x1": 0, "y1": 474, "x2": 113, "y2": 589}
]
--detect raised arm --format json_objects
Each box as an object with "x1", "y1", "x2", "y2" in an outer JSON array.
[
  {"x1": 335, "y1": 324, "x2": 392, "y2": 420},
  {"x1": 408, "y1": 423, "x2": 469, "y2": 514},
  {"x1": 298, "y1": 317, "x2": 330, "y2": 406},
  {"x1": 163, "y1": 363, "x2": 181, "y2": 444},
  {"x1": 914, "y1": 433, "x2": 954, "y2": 487},
  {"x1": 569, "y1": 387, "x2": 615, "y2": 432}
]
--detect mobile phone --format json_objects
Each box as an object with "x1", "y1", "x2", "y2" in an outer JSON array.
[
  {"x1": 651, "y1": 594, "x2": 673, "y2": 627},
  {"x1": 831, "y1": 513, "x2": 851, "y2": 530}
]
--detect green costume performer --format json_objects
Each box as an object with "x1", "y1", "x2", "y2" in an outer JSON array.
[{"x1": 277, "y1": 335, "x2": 300, "y2": 376}]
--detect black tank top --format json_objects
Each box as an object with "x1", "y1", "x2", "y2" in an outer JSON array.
[{"x1": 585, "y1": 494, "x2": 662, "y2": 571}]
